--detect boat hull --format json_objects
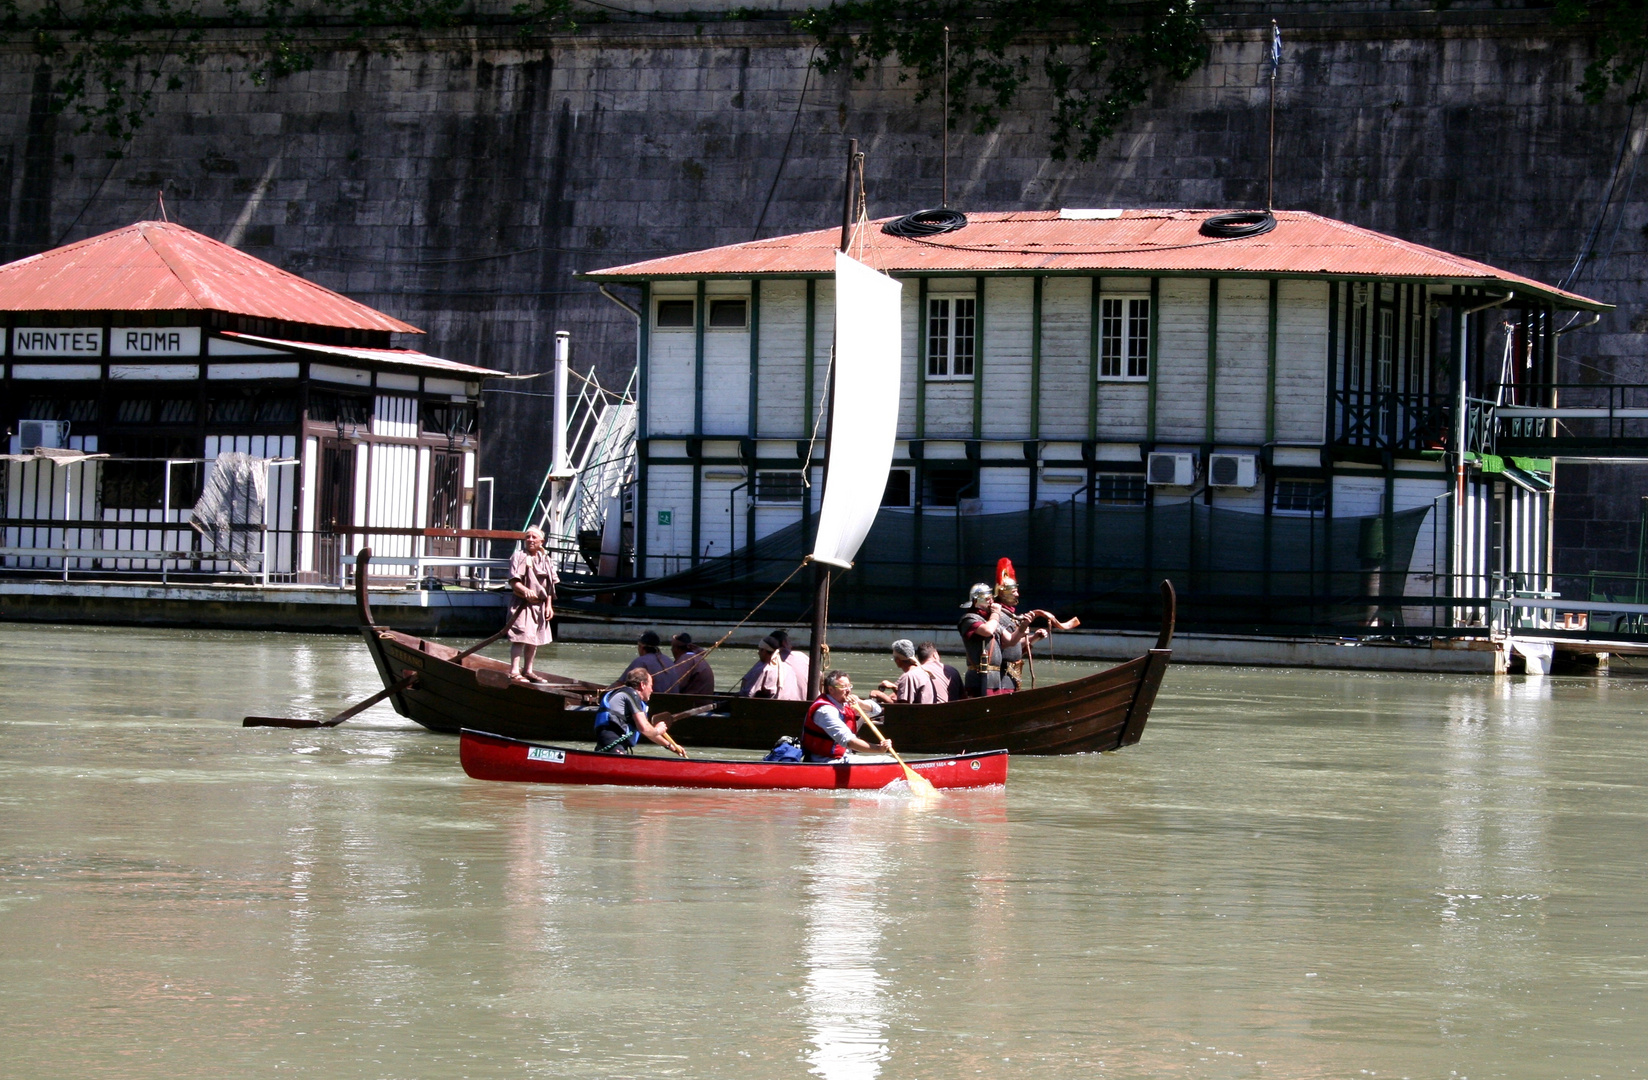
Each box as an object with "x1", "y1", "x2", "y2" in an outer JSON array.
[
  {"x1": 354, "y1": 552, "x2": 1175, "y2": 755},
  {"x1": 459, "y1": 729, "x2": 1009, "y2": 789}
]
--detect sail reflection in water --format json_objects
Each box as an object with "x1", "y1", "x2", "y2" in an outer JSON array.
[{"x1": 802, "y1": 823, "x2": 890, "y2": 1080}]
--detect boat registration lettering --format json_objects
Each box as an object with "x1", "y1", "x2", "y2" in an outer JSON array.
[{"x1": 526, "y1": 747, "x2": 566, "y2": 764}]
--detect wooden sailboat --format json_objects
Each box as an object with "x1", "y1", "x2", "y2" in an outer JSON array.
[{"x1": 353, "y1": 142, "x2": 1174, "y2": 755}]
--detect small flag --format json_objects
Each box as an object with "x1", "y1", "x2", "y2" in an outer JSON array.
[{"x1": 1269, "y1": 21, "x2": 1282, "y2": 79}]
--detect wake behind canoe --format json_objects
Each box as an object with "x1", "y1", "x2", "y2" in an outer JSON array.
[{"x1": 458, "y1": 729, "x2": 1009, "y2": 790}]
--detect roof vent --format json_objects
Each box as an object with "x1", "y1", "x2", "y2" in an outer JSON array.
[
  {"x1": 1059, "y1": 208, "x2": 1124, "y2": 220},
  {"x1": 1200, "y1": 211, "x2": 1276, "y2": 238},
  {"x1": 882, "y1": 209, "x2": 969, "y2": 238}
]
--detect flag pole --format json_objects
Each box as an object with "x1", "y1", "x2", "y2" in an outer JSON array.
[{"x1": 1267, "y1": 20, "x2": 1279, "y2": 211}]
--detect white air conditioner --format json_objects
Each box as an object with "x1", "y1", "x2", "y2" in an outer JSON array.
[
  {"x1": 1207, "y1": 452, "x2": 1257, "y2": 488},
  {"x1": 1146, "y1": 451, "x2": 1196, "y2": 486},
  {"x1": 18, "y1": 419, "x2": 68, "y2": 451}
]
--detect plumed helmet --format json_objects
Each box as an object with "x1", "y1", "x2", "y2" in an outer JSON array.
[
  {"x1": 995, "y1": 557, "x2": 1019, "y2": 598},
  {"x1": 961, "y1": 582, "x2": 994, "y2": 608}
]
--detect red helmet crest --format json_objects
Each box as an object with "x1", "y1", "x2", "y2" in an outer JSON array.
[{"x1": 995, "y1": 557, "x2": 1018, "y2": 597}]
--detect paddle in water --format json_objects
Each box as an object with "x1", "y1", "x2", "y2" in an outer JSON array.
[
  {"x1": 851, "y1": 698, "x2": 938, "y2": 799},
  {"x1": 244, "y1": 671, "x2": 418, "y2": 729}
]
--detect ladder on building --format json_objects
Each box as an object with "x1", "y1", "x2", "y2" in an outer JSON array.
[{"x1": 522, "y1": 361, "x2": 637, "y2": 577}]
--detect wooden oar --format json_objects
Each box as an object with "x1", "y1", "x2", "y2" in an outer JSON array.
[
  {"x1": 454, "y1": 625, "x2": 510, "y2": 663},
  {"x1": 852, "y1": 701, "x2": 938, "y2": 798},
  {"x1": 244, "y1": 672, "x2": 418, "y2": 729}
]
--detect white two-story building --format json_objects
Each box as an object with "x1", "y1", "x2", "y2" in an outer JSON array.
[{"x1": 586, "y1": 209, "x2": 1605, "y2": 632}]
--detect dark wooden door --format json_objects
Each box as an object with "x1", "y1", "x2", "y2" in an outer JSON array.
[
  {"x1": 426, "y1": 451, "x2": 465, "y2": 578},
  {"x1": 316, "y1": 438, "x2": 355, "y2": 581}
]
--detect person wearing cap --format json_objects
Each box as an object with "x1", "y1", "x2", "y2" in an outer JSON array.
[
  {"x1": 871, "y1": 638, "x2": 941, "y2": 705},
  {"x1": 659, "y1": 632, "x2": 717, "y2": 696},
  {"x1": 916, "y1": 641, "x2": 963, "y2": 704},
  {"x1": 769, "y1": 628, "x2": 809, "y2": 692},
  {"x1": 623, "y1": 630, "x2": 672, "y2": 685},
  {"x1": 737, "y1": 635, "x2": 803, "y2": 699}
]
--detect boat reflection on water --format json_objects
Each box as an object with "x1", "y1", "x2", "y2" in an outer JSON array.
[{"x1": 802, "y1": 824, "x2": 891, "y2": 1080}]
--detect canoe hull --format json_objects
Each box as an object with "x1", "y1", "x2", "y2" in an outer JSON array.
[{"x1": 459, "y1": 729, "x2": 1009, "y2": 790}]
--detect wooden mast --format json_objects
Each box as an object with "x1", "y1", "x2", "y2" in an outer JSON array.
[{"x1": 807, "y1": 138, "x2": 859, "y2": 698}]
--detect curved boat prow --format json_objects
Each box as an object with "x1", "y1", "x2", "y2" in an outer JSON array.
[
  {"x1": 1155, "y1": 578, "x2": 1176, "y2": 651},
  {"x1": 356, "y1": 548, "x2": 375, "y2": 628}
]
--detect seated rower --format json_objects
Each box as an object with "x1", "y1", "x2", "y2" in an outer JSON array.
[
  {"x1": 664, "y1": 632, "x2": 717, "y2": 695},
  {"x1": 738, "y1": 635, "x2": 804, "y2": 700},
  {"x1": 916, "y1": 641, "x2": 963, "y2": 704},
  {"x1": 593, "y1": 669, "x2": 685, "y2": 756},
  {"x1": 801, "y1": 670, "x2": 894, "y2": 763},
  {"x1": 870, "y1": 638, "x2": 940, "y2": 705},
  {"x1": 624, "y1": 631, "x2": 671, "y2": 685}
]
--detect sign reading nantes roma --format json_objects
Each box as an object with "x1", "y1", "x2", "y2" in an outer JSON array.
[{"x1": 11, "y1": 326, "x2": 202, "y2": 357}]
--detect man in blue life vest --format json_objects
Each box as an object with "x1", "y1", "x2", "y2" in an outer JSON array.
[
  {"x1": 800, "y1": 670, "x2": 893, "y2": 763},
  {"x1": 593, "y1": 668, "x2": 686, "y2": 756}
]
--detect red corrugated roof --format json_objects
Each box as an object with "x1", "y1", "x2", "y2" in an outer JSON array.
[
  {"x1": 585, "y1": 210, "x2": 1608, "y2": 311},
  {"x1": 0, "y1": 221, "x2": 422, "y2": 333}
]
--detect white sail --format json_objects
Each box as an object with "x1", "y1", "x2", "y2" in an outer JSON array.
[{"x1": 810, "y1": 252, "x2": 903, "y2": 570}]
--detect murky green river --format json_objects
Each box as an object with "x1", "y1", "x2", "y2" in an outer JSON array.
[{"x1": 2, "y1": 624, "x2": 1646, "y2": 1079}]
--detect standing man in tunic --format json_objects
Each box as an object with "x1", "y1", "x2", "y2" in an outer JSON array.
[{"x1": 507, "y1": 526, "x2": 557, "y2": 684}]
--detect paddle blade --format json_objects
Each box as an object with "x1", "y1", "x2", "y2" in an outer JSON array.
[
  {"x1": 901, "y1": 766, "x2": 939, "y2": 799},
  {"x1": 243, "y1": 716, "x2": 324, "y2": 729}
]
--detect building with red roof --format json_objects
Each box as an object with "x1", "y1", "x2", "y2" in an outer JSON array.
[
  {"x1": 2, "y1": 222, "x2": 505, "y2": 586},
  {"x1": 584, "y1": 208, "x2": 1608, "y2": 638}
]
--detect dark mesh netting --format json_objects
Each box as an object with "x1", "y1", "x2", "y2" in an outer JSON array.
[{"x1": 563, "y1": 501, "x2": 1436, "y2": 634}]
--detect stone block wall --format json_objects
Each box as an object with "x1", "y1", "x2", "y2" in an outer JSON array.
[{"x1": 1, "y1": 2, "x2": 1645, "y2": 578}]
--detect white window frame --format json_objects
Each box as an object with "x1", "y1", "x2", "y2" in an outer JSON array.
[
  {"x1": 1271, "y1": 478, "x2": 1327, "y2": 516},
  {"x1": 926, "y1": 294, "x2": 976, "y2": 381},
  {"x1": 705, "y1": 297, "x2": 750, "y2": 331},
  {"x1": 1098, "y1": 294, "x2": 1151, "y2": 381},
  {"x1": 881, "y1": 466, "x2": 915, "y2": 508},
  {"x1": 653, "y1": 297, "x2": 696, "y2": 332}
]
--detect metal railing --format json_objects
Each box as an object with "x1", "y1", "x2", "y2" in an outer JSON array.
[{"x1": 1332, "y1": 389, "x2": 1451, "y2": 451}]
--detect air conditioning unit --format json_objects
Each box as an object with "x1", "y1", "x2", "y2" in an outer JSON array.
[
  {"x1": 18, "y1": 419, "x2": 68, "y2": 451},
  {"x1": 1146, "y1": 451, "x2": 1196, "y2": 486},
  {"x1": 1207, "y1": 452, "x2": 1257, "y2": 488}
]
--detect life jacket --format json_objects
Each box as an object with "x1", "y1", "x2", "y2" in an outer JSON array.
[
  {"x1": 801, "y1": 694, "x2": 859, "y2": 761},
  {"x1": 594, "y1": 687, "x2": 645, "y2": 751}
]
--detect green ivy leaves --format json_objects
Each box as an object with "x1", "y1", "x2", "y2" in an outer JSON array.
[{"x1": 793, "y1": 0, "x2": 1208, "y2": 162}]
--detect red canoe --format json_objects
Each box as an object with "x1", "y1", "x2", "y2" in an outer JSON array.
[{"x1": 459, "y1": 729, "x2": 1010, "y2": 790}]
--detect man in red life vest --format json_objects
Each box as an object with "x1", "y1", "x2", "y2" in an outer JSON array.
[{"x1": 800, "y1": 670, "x2": 894, "y2": 763}]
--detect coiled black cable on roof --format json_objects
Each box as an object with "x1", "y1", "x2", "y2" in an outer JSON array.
[
  {"x1": 1199, "y1": 210, "x2": 1276, "y2": 239},
  {"x1": 882, "y1": 208, "x2": 969, "y2": 238}
]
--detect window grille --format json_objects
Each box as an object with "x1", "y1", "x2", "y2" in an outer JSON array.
[
  {"x1": 1099, "y1": 296, "x2": 1150, "y2": 380},
  {"x1": 1094, "y1": 473, "x2": 1147, "y2": 505},
  {"x1": 1273, "y1": 479, "x2": 1327, "y2": 513},
  {"x1": 927, "y1": 296, "x2": 976, "y2": 379},
  {"x1": 754, "y1": 470, "x2": 805, "y2": 505}
]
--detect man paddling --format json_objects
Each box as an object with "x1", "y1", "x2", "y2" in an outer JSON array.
[
  {"x1": 800, "y1": 670, "x2": 893, "y2": 763},
  {"x1": 593, "y1": 669, "x2": 685, "y2": 756}
]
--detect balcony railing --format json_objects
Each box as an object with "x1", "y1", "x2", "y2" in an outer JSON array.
[{"x1": 1332, "y1": 390, "x2": 1451, "y2": 451}]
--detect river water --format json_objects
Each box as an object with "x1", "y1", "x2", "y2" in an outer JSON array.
[{"x1": 2, "y1": 624, "x2": 1645, "y2": 1079}]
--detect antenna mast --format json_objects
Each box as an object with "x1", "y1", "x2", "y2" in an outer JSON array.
[{"x1": 942, "y1": 25, "x2": 950, "y2": 209}]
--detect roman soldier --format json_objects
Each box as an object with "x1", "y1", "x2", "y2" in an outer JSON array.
[{"x1": 991, "y1": 558, "x2": 1047, "y2": 692}]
